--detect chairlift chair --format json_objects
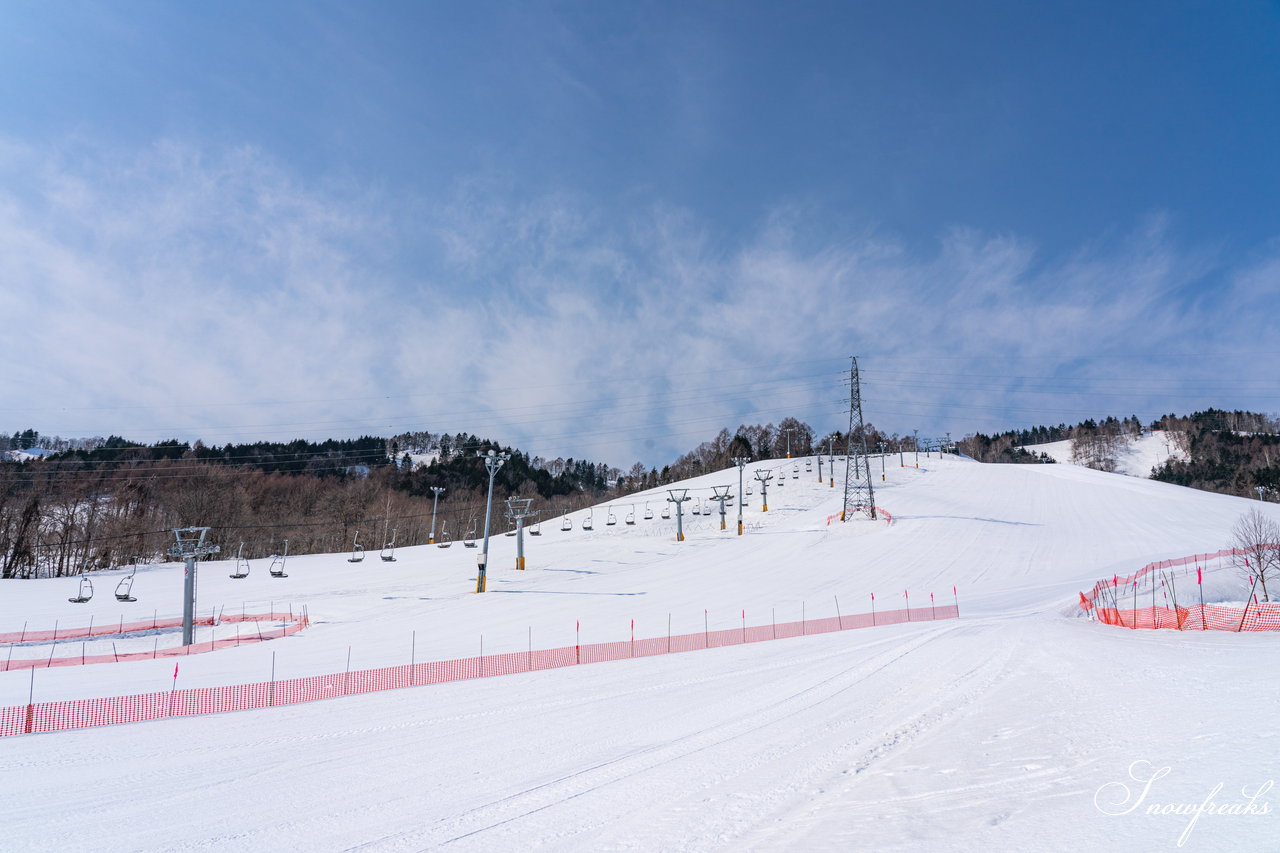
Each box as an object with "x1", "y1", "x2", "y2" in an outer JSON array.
[
  {"x1": 530, "y1": 520, "x2": 542, "y2": 536},
  {"x1": 643, "y1": 502, "x2": 653, "y2": 520},
  {"x1": 436, "y1": 521, "x2": 452, "y2": 548},
  {"x1": 625, "y1": 505, "x2": 636, "y2": 525},
  {"x1": 583, "y1": 511, "x2": 594, "y2": 531},
  {"x1": 269, "y1": 540, "x2": 289, "y2": 578},
  {"x1": 661, "y1": 505, "x2": 671, "y2": 519},
  {"x1": 464, "y1": 517, "x2": 479, "y2": 548},
  {"x1": 115, "y1": 574, "x2": 137, "y2": 603},
  {"x1": 504, "y1": 520, "x2": 517, "y2": 537},
  {"x1": 381, "y1": 527, "x2": 398, "y2": 561},
  {"x1": 691, "y1": 498, "x2": 702, "y2": 515},
  {"x1": 68, "y1": 574, "x2": 93, "y2": 604},
  {"x1": 747, "y1": 485, "x2": 754, "y2": 495},
  {"x1": 230, "y1": 542, "x2": 251, "y2": 579},
  {"x1": 560, "y1": 514, "x2": 572, "y2": 532},
  {"x1": 115, "y1": 557, "x2": 139, "y2": 602},
  {"x1": 348, "y1": 531, "x2": 365, "y2": 563},
  {"x1": 606, "y1": 509, "x2": 617, "y2": 526}
]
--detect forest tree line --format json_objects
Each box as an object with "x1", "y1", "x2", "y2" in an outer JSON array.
[{"x1": 1, "y1": 417, "x2": 866, "y2": 578}]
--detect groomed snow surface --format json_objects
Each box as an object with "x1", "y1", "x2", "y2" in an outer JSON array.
[{"x1": 3, "y1": 454, "x2": 1278, "y2": 852}]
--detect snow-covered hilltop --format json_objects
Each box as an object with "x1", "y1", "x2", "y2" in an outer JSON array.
[{"x1": 1024, "y1": 429, "x2": 1187, "y2": 478}]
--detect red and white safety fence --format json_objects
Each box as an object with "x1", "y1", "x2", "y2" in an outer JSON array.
[
  {"x1": 1, "y1": 611, "x2": 308, "y2": 671},
  {"x1": 826, "y1": 505, "x2": 893, "y2": 525},
  {"x1": 0, "y1": 591, "x2": 957, "y2": 738},
  {"x1": 1079, "y1": 545, "x2": 1280, "y2": 631}
]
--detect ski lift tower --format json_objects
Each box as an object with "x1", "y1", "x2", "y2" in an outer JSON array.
[
  {"x1": 169, "y1": 527, "x2": 220, "y2": 646},
  {"x1": 504, "y1": 496, "x2": 535, "y2": 570},
  {"x1": 666, "y1": 488, "x2": 691, "y2": 542},
  {"x1": 710, "y1": 485, "x2": 732, "y2": 531},
  {"x1": 754, "y1": 469, "x2": 773, "y2": 512}
]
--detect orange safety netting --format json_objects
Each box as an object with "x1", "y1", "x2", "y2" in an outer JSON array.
[
  {"x1": 826, "y1": 505, "x2": 893, "y2": 525},
  {"x1": 1093, "y1": 602, "x2": 1280, "y2": 631},
  {"x1": 1079, "y1": 544, "x2": 1280, "y2": 632},
  {"x1": 0, "y1": 612, "x2": 308, "y2": 671},
  {"x1": 0, "y1": 602, "x2": 957, "y2": 738}
]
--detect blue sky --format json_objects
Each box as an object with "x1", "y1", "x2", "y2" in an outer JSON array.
[{"x1": 2, "y1": 1, "x2": 1279, "y2": 467}]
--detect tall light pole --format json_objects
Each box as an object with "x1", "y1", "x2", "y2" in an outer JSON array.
[
  {"x1": 879, "y1": 441, "x2": 886, "y2": 481},
  {"x1": 711, "y1": 485, "x2": 731, "y2": 531},
  {"x1": 828, "y1": 438, "x2": 835, "y2": 487},
  {"x1": 476, "y1": 449, "x2": 509, "y2": 593},
  {"x1": 783, "y1": 427, "x2": 796, "y2": 459},
  {"x1": 913, "y1": 429, "x2": 919, "y2": 467},
  {"x1": 428, "y1": 486, "x2": 446, "y2": 544},
  {"x1": 732, "y1": 457, "x2": 749, "y2": 535},
  {"x1": 505, "y1": 496, "x2": 534, "y2": 570},
  {"x1": 754, "y1": 469, "x2": 773, "y2": 512},
  {"x1": 667, "y1": 488, "x2": 690, "y2": 541}
]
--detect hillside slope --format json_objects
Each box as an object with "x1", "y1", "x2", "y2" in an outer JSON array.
[{"x1": 2, "y1": 454, "x2": 1277, "y2": 852}]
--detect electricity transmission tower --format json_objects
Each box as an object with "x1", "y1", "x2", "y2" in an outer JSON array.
[{"x1": 841, "y1": 356, "x2": 877, "y2": 521}]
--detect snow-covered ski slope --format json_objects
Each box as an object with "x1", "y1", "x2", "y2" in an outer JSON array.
[
  {"x1": 1025, "y1": 429, "x2": 1185, "y2": 478},
  {"x1": 3, "y1": 454, "x2": 1279, "y2": 852}
]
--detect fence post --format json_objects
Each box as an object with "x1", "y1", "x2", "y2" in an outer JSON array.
[
  {"x1": 411, "y1": 631, "x2": 417, "y2": 685},
  {"x1": 344, "y1": 647, "x2": 351, "y2": 695},
  {"x1": 835, "y1": 596, "x2": 842, "y2": 630},
  {"x1": 25, "y1": 666, "x2": 35, "y2": 734},
  {"x1": 269, "y1": 651, "x2": 276, "y2": 707}
]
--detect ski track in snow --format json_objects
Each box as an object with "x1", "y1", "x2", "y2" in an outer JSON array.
[{"x1": 2, "y1": 454, "x2": 1279, "y2": 852}]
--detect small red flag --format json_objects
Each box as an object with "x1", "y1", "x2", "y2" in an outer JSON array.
[
  {"x1": 1113, "y1": 574, "x2": 1118, "y2": 587},
  {"x1": 953, "y1": 585, "x2": 957, "y2": 596},
  {"x1": 1197, "y1": 566, "x2": 1202, "y2": 585},
  {"x1": 871, "y1": 592, "x2": 875, "y2": 601},
  {"x1": 576, "y1": 620, "x2": 579, "y2": 632},
  {"x1": 930, "y1": 593, "x2": 934, "y2": 602},
  {"x1": 173, "y1": 662, "x2": 179, "y2": 680}
]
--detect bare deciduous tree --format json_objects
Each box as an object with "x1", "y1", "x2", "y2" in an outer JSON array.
[{"x1": 1232, "y1": 508, "x2": 1280, "y2": 602}]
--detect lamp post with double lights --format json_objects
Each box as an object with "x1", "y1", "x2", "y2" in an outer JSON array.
[{"x1": 476, "y1": 449, "x2": 509, "y2": 593}]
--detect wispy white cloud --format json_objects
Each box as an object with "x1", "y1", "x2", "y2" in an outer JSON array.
[{"x1": 1, "y1": 138, "x2": 1277, "y2": 467}]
